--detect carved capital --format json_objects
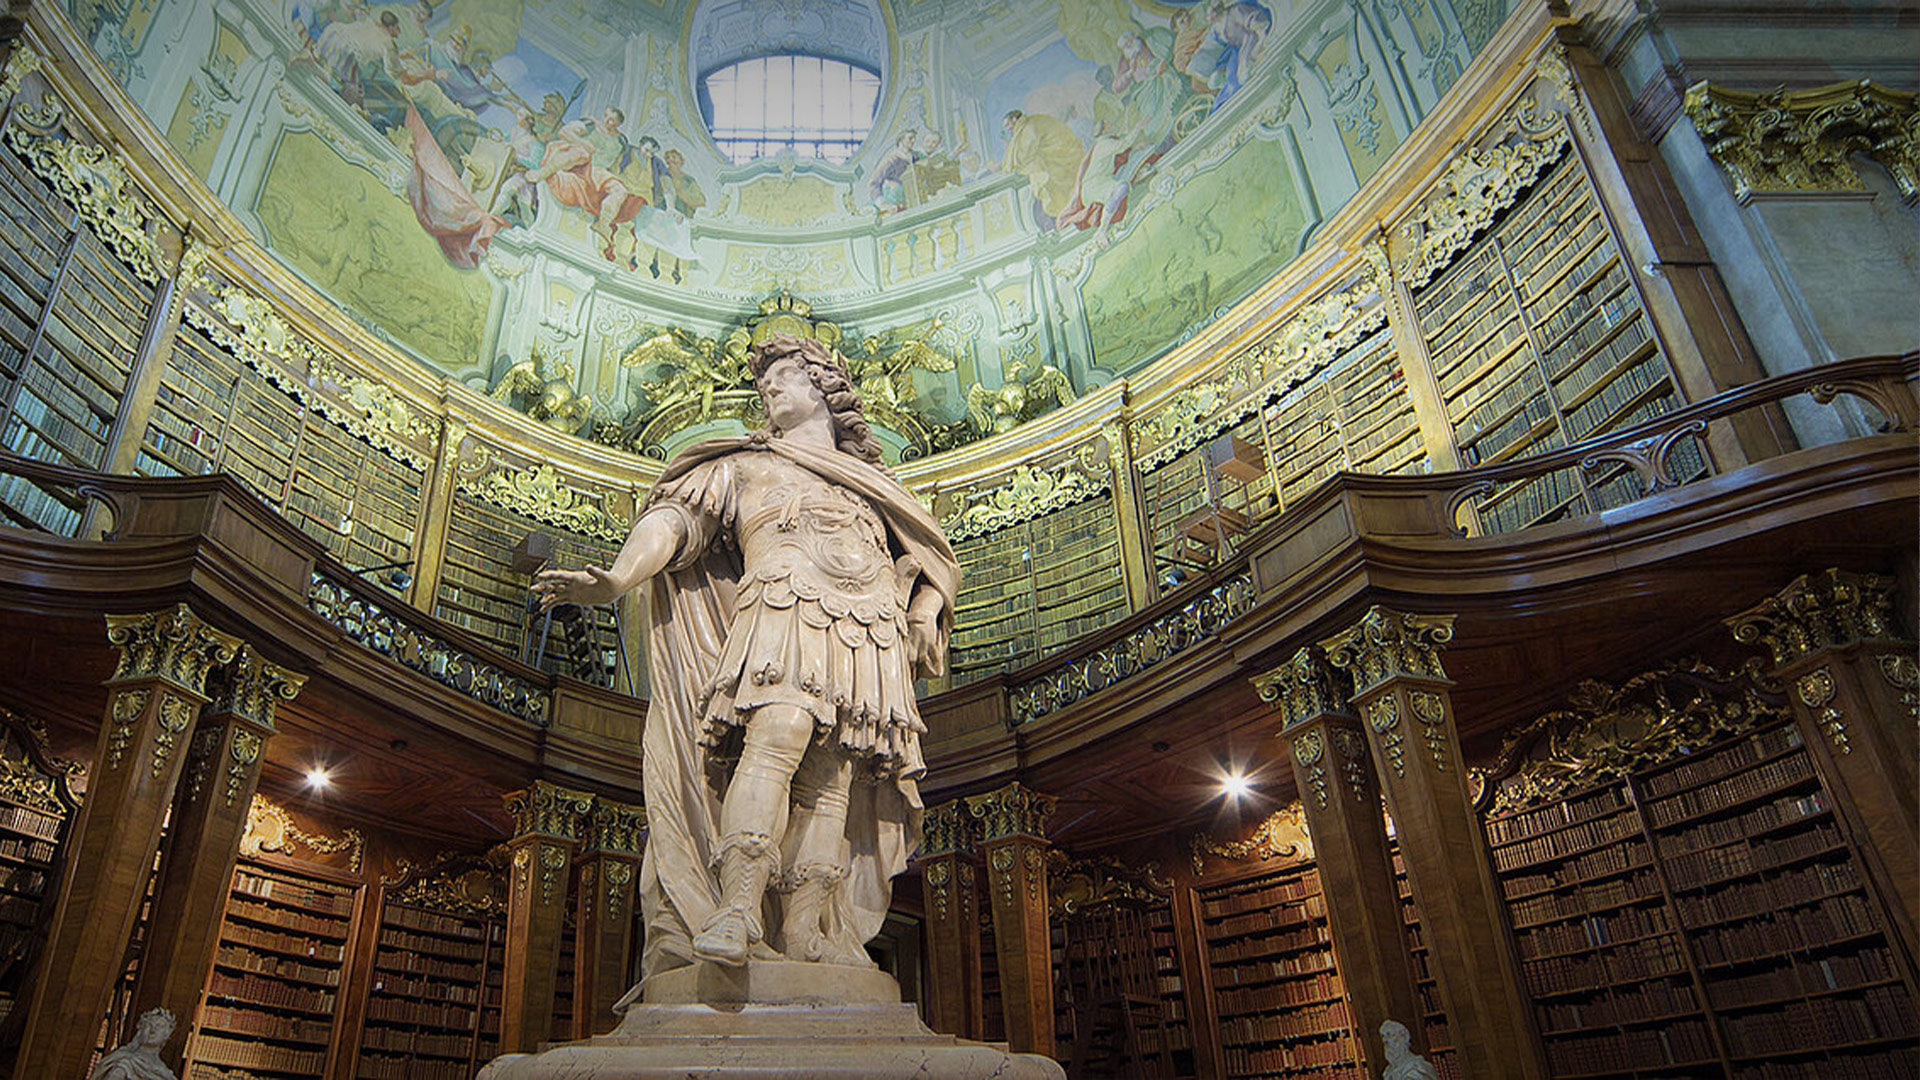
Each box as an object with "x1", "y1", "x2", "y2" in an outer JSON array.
[
  {"x1": 965, "y1": 782, "x2": 1057, "y2": 842},
  {"x1": 205, "y1": 646, "x2": 306, "y2": 730},
  {"x1": 1684, "y1": 79, "x2": 1920, "y2": 201},
  {"x1": 920, "y1": 800, "x2": 975, "y2": 857},
  {"x1": 105, "y1": 606, "x2": 241, "y2": 695},
  {"x1": 503, "y1": 780, "x2": 595, "y2": 842},
  {"x1": 1319, "y1": 607, "x2": 1456, "y2": 695},
  {"x1": 1727, "y1": 568, "x2": 1905, "y2": 670},
  {"x1": 1253, "y1": 647, "x2": 1357, "y2": 728},
  {"x1": 584, "y1": 798, "x2": 648, "y2": 855}
]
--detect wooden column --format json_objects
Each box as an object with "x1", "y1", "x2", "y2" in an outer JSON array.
[
  {"x1": 573, "y1": 797, "x2": 645, "y2": 1038},
  {"x1": 966, "y1": 782, "x2": 1058, "y2": 1058},
  {"x1": 16, "y1": 605, "x2": 240, "y2": 1080},
  {"x1": 500, "y1": 780, "x2": 593, "y2": 1053},
  {"x1": 130, "y1": 645, "x2": 304, "y2": 1071},
  {"x1": 918, "y1": 799, "x2": 984, "y2": 1039},
  {"x1": 1321, "y1": 607, "x2": 1545, "y2": 1080},
  {"x1": 1255, "y1": 646, "x2": 1425, "y2": 1069},
  {"x1": 1727, "y1": 568, "x2": 1919, "y2": 957}
]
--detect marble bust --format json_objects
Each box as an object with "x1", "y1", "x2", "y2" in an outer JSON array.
[
  {"x1": 535, "y1": 333, "x2": 959, "y2": 976},
  {"x1": 1380, "y1": 1019, "x2": 1440, "y2": 1080},
  {"x1": 90, "y1": 1008, "x2": 176, "y2": 1080}
]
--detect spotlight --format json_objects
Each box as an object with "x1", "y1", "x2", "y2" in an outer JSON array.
[
  {"x1": 304, "y1": 768, "x2": 332, "y2": 790},
  {"x1": 1220, "y1": 771, "x2": 1252, "y2": 799}
]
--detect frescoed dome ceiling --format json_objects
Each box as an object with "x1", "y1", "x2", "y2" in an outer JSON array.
[{"x1": 75, "y1": 0, "x2": 1516, "y2": 460}]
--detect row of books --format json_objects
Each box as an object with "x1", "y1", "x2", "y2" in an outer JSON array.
[
  {"x1": 1545, "y1": 301, "x2": 1644, "y2": 397},
  {"x1": 229, "y1": 897, "x2": 349, "y2": 940},
  {"x1": 382, "y1": 903, "x2": 488, "y2": 940},
  {"x1": 233, "y1": 870, "x2": 356, "y2": 917},
  {"x1": 1662, "y1": 816, "x2": 1840, "y2": 892},
  {"x1": 1514, "y1": 903, "x2": 1672, "y2": 960},
  {"x1": 1537, "y1": 976, "x2": 1699, "y2": 1034},
  {"x1": 1702, "y1": 946, "x2": 1900, "y2": 1011},
  {"x1": 0, "y1": 832, "x2": 57, "y2": 866},
  {"x1": 1733, "y1": 1051, "x2": 1920, "y2": 1080},
  {"x1": 1215, "y1": 970, "x2": 1345, "y2": 1016},
  {"x1": 1673, "y1": 858, "x2": 1859, "y2": 928},
  {"x1": 1506, "y1": 870, "x2": 1662, "y2": 930},
  {"x1": 360, "y1": 1018, "x2": 476, "y2": 1054},
  {"x1": 221, "y1": 919, "x2": 347, "y2": 964},
  {"x1": 1561, "y1": 354, "x2": 1670, "y2": 440},
  {"x1": 206, "y1": 969, "x2": 337, "y2": 1014},
  {"x1": 1208, "y1": 921, "x2": 1332, "y2": 964},
  {"x1": 1490, "y1": 808, "x2": 1639, "y2": 871},
  {"x1": 1477, "y1": 459, "x2": 1581, "y2": 533},
  {"x1": 197, "y1": 1004, "x2": 330, "y2": 1045},
  {"x1": 1209, "y1": 893, "x2": 1328, "y2": 938},
  {"x1": 357, "y1": 1052, "x2": 474, "y2": 1080},
  {"x1": 0, "y1": 467, "x2": 82, "y2": 534},
  {"x1": 0, "y1": 801, "x2": 59, "y2": 842},
  {"x1": 1639, "y1": 724, "x2": 1803, "y2": 799},
  {"x1": 1689, "y1": 892, "x2": 1883, "y2": 968},
  {"x1": 191, "y1": 1033, "x2": 327, "y2": 1075},
  {"x1": 378, "y1": 926, "x2": 487, "y2": 962},
  {"x1": 1218, "y1": 999, "x2": 1351, "y2": 1046},
  {"x1": 215, "y1": 943, "x2": 340, "y2": 987},
  {"x1": 1220, "y1": 1029, "x2": 1357, "y2": 1077},
  {"x1": 370, "y1": 969, "x2": 482, "y2": 1005},
  {"x1": 1522, "y1": 933, "x2": 1689, "y2": 996},
  {"x1": 1211, "y1": 955, "x2": 1336, "y2": 990},
  {"x1": 1541, "y1": 1018, "x2": 1714, "y2": 1074},
  {"x1": 1202, "y1": 872, "x2": 1322, "y2": 917},
  {"x1": 1500, "y1": 840, "x2": 1649, "y2": 900},
  {"x1": 1719, "y1": 985, "x2": 1917, "y2": 1053}
]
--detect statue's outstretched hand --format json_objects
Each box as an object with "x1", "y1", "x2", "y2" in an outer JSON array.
[{"x1": 532, "y1": 566, "x2": 619, "y2": 610}]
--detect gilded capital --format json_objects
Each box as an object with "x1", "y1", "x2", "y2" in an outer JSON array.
[
  {"x1": 1727, "y1": 568, "x2": 1905, "y2": 670},
  {"x1": 1318, "y1": 607, "x2": 1455, "y2": 695},
  {"x1": 585, "y1": 798, "x2": 648, "y2": 855},
  {"x1": 965, "y1": 782, "x2": 1058, "y2": 842},
  {"x1": 503, "y1": 780, "x2": 595, "y2": 842},
  {"x1": 105, "y1": 606, "x2": 242, "y2": 695},
  {"x1": 205, "y1": 646, "x2": 306, "y2": 729},
  {"x1": 1683, "y1": 80, "x2": 1920, "y2": 201},
  {"x1": 1252, "y1": 647, "x2": 1356, "y2": 728},
  {"x1": 920, "y1": 800, "x2": 974, "y2": 857}
]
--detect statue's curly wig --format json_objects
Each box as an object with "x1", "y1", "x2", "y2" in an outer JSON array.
[{"x1": 750, "y1": 333, "x2": 888, "y2": 468}]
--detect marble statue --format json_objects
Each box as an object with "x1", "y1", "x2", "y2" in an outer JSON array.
[
  {"x1": 534, "y1": 332, "x2": 959, "y2": 975},
  {"x1": 1380, "y1": 1019, "x2": 1441, "y2": 1080},
  {"x1": 90, "y1": 1008, "x2": 177, "y2": 1080}
]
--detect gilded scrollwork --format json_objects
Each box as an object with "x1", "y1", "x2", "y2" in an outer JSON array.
[
  {"x1": 149, "y1": 696, "x2": 195, "y2": 779},
  {"x1": 1319, "y1": 607, "x2": 1456, "y2": 696},
  {"x1": 1011, "y1": 572, "x2": 1255, "y2": 725},
  {"x1": 307, "y1": 572, "x2": 550, "y2": 726},
  {"x1": 1408, "y1": 690, "x2": 1450, "y2": 772},
  {"x1": 465, "y1": 462, "x2": 628, "y2": 544},
  {"x1": 1253, "y1": 647, "x2": 1356, "y2": 729},
  {"x1": 1293, "y1": 728, "x2": 1329, "y2": 808},
  {"x1": 965, "y1": 782, "x2": 1057, "y2": 841},
  {"x1": 941, "y1": 449, "x2": 1108, "y2": 542},
  {"x1": 605, "y1": 860, "x2": 635, "y2": 918},
  {"x1": 1049, "y1": 854, "x2": 1170, "y2": 915},
  {"x1": 919, "y1": 800, "x2": 974, "y2": 857},
  {"x1": 504, "y1": 780, "x2": 596, "y2": 841},
  {"x1": 1727, "y1": 568, "x2": 1903, "y2": 670},
  {"x1": 104, "y1": 688, "x2": 149, "y2": 771},
  {"x1": 243, "y1": 795, "x2": 365, "y2": 872},
  {"x1": 2, "y1": 123, "x2": 165, "y2": 283},
  {"x1": 385, "y1": 851, "x2": 508, "y2": 915},
  {"x1": 1482, "y1": 660, "x2": 1788, "y2": 816},
  {"x1": 0, "y1": 42, "x2": 43, "y2": 105},
  {"x1": 225, "y1": 728, "x2": 263, "y2": 807},
  {"x1": 206, "y1": 645, "x2": 305, "y2": 730},
  {"x1": 105, "y1": 605, "x2": 242, "y2": 695},
  {"x1": 1794, "y1": 667, "x2": 1848, "y2": 754},
  {"x1": 585, "y1": 799, "x2": 648, "y2": 855},
  {"x1": 0, "y1": 708, "x2": 82, "y2": 817},
  {"x1": 539, "y1": 842, "x2": 569, "y2": 905},
  {"x1": 1190, "y1": 801, "x2": 1313, "y2": 874},
  {"x1": 1878, "y1": 654, "x2": 1918, "y2": 723},
  {"x1": 1330, "y1": 726, "x2": 1370, "y2": 804},
  {"x1": 1683, "y1": 80, "x2": 1920, "y2": 201},
  {"x1": 1366, "y1": 696, "x2": 1407, "y2": 779}
]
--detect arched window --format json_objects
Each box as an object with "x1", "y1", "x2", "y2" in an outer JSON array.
[{"x1": 700, "y1": 55, "x2": 881, "y2": 165}]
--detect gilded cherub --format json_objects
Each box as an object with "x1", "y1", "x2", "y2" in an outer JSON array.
[{"x1": 489, "y1": 345, "x2": 596, "y2": 434}]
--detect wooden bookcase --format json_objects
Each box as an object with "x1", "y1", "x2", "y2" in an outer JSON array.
[
  {"x1": 1411, "y1": 148, "x2": 1704, "y2": 534},
  {"x1": 437, "y1": 490, "x2": 621, "y2": 674},
  {"x1": 355, "y1": 900, "x2": 500, "y2": 1080},
  {"x1": 185, "y1": 859, "x2": 358, "y2": 1080},
  {"x1": 1195, "y1": 864, "x2": 1363, "y2": 1080},
  {"x1": 0, "y1": 136, "x2": 155, "y2": 535},
  {"x1": 136, "y1": 318, "x2": 426, "y2": 574},
  {"x1": 1483, "y1": 719, "x2": 1920, "y2": 1078},
  {"x1": 949, "y1": 492, "x2": 1127, "y2": 683},
  {"x1": 1388, "y1": 841, "x2": 1459, "y2": 1080},
  {"x1": 0, "y1": 711, "x2": 80, "y2": 1035},
  {"x1": 1147, "y1": 903, "x2": 1195, "y2": 1065},
  {"x1": 1050, "y1": 898, "x2": 1192, "y2": 1078}
]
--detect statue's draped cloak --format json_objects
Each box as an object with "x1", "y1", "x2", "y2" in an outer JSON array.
[{"x1": 634, "y1": 436, "x2": 959, "y2": 978}]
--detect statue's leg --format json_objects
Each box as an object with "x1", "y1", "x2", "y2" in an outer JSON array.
[
  {"x1": 777, "y1": 748, "x2": 853, "y2": 961},
  {"x1": 695, "y1": 703, "x2": 812, "y2": 967}
]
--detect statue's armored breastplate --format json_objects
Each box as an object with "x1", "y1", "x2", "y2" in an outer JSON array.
[{"x1": 737, "y1": 459, "x2": 902, "y2": 640}]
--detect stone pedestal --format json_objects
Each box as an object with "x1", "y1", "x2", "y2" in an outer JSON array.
[{"x1": 475, "y1": 961, "x2": 1065, "y2": 1079}]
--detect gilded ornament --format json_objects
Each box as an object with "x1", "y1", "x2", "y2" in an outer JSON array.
[
  {"x1": 1482, "y1": 660, "x2": 1786, "y2": 815},
  {"x1": 1293, "y1": 729, "x2": 1329, "y2": 809},
  {"x1": 105, "y1": 605, "x2": 242, "y2": 695},
  {"x1": 1727, "y1": 568, "x2": 1902, "y2": 670},
  {"x1": 1395, "y1": 112, "x2": 1572, "y2": 289},
  {"x1": 242, "y1": 795, "x2": 365, "y2": 872},
  {"x1": 206, "y1": 646, "x2": 304, "y2": 729},
  {"x1": 150, "y1": 696, "x2": 195, "y2": 779},
  {"x1": 988, "y1": 845, "x2": 1017, "y2": 909},
  {"x1": 920, "y1": 801, "x2": 973, "y2": 857},
  {"x1": 1684, "y1": 80, "x2": 1920, "y2": 201},
  {"x1": 504, "y1": 780, "x2": 595, "y2": 841},
  {"x1": 513, "y1": 846, "x2": 532, "y2": 895},
  {"x1": 225, "y1": 728, "x2": 262, "y2": 807},
  {"x1": 1191, "y1": 802, "x2": 1313, "y2": 874},
  {"x1": 308, "y1": 572, "x2": 550, "y2": 727},
  {"x1": 964, "y1": 783, "x2": 1057, "y2": 841},
  {"x1": 943, "y1": 456, "x2": 1106, "y2": 542},
  {"x1": 0, "y1": 709, "x2": 80, "y2": 816},
  {"x1": 386, "y1": 853, "x2": 507, "y2": 915},
  {"x1": 1012, "y1": 573, "x2": 1255, "y2": 724},
  {"x1": 1877, "y1": 654, "x2": 1918, "y2": 723},
  {"x1": 1366, "y1": 696, "x2": 1408, "y2": 779},
  {"x1": 586, "y1": 800, "x2": 648, "y2": 855},
  {"x1": 1319, "y1": 607, "x2": 1455, "y2": 695},
  {"x1": 0, "y1": 42, "x2": 43, "y2": 105},
  {"x1": 491, "y1": 345, "x2": 597, "y2": 436},
  {"x1": 605, "y1": 860, "x2": 635, "y2": 918},
  {"x1": 183, "y1": 727, "x2": 222, "y2": 803},
  {"x1": 539, "y1": 843, "x2": 569, "y2": 905},
  {"x1": 2, "y1": 125, "x2": 164, "y2": 283},
  {"x1": 104, "y1": 687, "x2": 150, "y2": 771},
  {"x1": 1409, "y1": 690, "x2": 1450, "y2": 773},
  {"x1": 1795, "y1": 667, "x2": 1849, "y2": 754},
  {"x1": 1049, "y1": 854, "x2": 1171, "y2": 915},
  {"x1": 466, "y1": 462, "x2": 627, "y2": 544},
  {"x1": 1253, "y1": 647, "x2": 1355, "y2": 729},
  {"x1": 1330, "y1": 726, "x2": 1370, "y2": 803}
]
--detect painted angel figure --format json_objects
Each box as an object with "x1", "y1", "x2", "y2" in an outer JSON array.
[{"x1": 533, "y1": 334, "x2": 959, "y2": 974}]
